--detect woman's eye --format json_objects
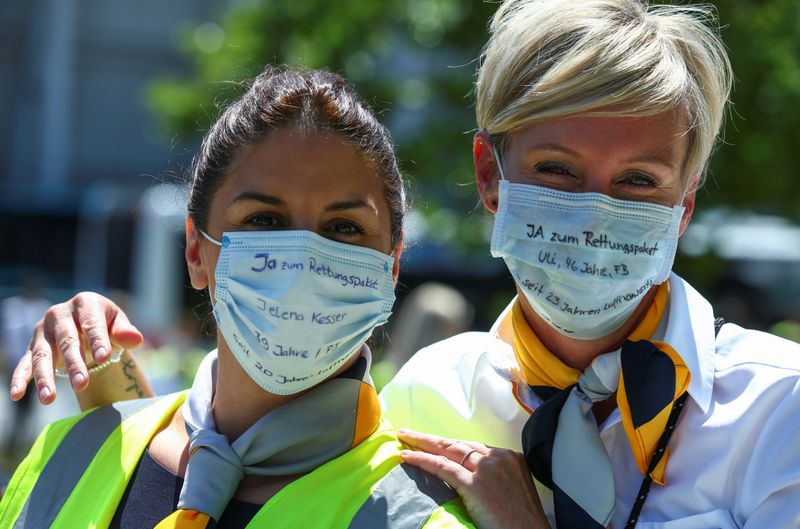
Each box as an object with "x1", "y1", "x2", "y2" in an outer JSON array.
[
  {"x1": 623, "y1": 172, "x2": 658, "y2": 187},
  {"x1": 536, "y1": 162, "x2": 574, "y2": 176},
  {"x1": 328, "y1": 221, "x2": 363, "y2": 236},
  {"x1": 244, "y1": 214, "x2": 283, "y2": 228}
]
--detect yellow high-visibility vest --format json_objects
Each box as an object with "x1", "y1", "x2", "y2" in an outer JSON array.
[{"x1": 0, "y1": 393, "x2": 474, "y2": 529}]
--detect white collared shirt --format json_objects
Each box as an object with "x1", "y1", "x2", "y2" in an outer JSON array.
[{"x1": 380, "y1": 274, "x2": 800, "y2": 528}]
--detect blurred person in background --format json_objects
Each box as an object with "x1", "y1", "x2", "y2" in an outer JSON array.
[
  {"x1": 0, "y1": 66, "x2": 475, "y2": 529},
  {"x1": 9, "y1": 0, "x2": 800, "y2": 528},
  {"x1": 0, "y1": 275, "x2": 50, "y2": 457}
]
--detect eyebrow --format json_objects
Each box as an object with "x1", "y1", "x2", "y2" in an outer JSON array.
[
  {"x1": 525, "y1": 143, "x2": 677, "y2": 169},
  {"x1": 524, "y1": 143, "x2": 580, "y2": 157},
  {"x1": 231, "y1": 192, "x2": 285, "y2": 206},
  {"x1": 624, "y1": 153, "x2": 677, "y2": 169},
  {"x1": 326, "y1": 199, "x2": 378, "y2": 215},
  {"x1": 231, "y1": 192, "x2": 378, "y2": 215}
]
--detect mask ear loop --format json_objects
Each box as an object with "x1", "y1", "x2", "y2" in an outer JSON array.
[
  {"x1": 490, "y1": 140, "x2": 509, "y2": 181},
  {"x1": 200, "y1": 229, "x2": 223, "y2": 246},
  {"x1": 489, "y1": 140, "x2": 509, "y2": 212}
]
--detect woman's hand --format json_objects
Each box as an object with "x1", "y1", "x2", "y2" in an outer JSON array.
[
  {"x1": 10, "y1": 292, "x2": 144, "y2": 405},
  {"x1": 397, "y1": 429, "x2": 551, "y2": 529}
]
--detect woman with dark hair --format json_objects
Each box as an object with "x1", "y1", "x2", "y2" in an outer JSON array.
[{"x1": 0, "y1": 66, "x2": 474, "y2": 529}]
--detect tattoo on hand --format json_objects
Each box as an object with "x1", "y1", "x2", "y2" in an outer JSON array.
[{"x1": 122, "y1": 359, "x2": 145, "y2": 398}]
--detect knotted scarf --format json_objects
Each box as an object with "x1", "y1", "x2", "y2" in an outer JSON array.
[
  {"x1": 154, "y1": 347, "x2": 381, "y2": 528},
  {"x1": 514, "y1": 283, "x2": 691, "y2": 528}
]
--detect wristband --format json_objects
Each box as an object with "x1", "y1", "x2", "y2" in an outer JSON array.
[{"x1": 54, "y1": 349, "x2": 124, "y2": 379}]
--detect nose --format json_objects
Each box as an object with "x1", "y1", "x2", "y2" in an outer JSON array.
[
  {"x1": 290, "y1": 213, "x2": 318, "y2": 234},
  {"x1": 580, "y1": 172, "x2": 612, "y2": 195}
]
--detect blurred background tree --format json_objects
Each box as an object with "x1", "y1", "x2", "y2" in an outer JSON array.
[{"x1": 708, "y1": 0, "x2": 800, "y2": 217}]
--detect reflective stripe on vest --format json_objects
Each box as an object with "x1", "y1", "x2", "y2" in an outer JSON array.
[
  {"x1": 0, "y1": 393, "x2": 187, "y2": 529},
  {"x1": 13, "y1": 398, "x2": 156, "y2": 529},
  {"x1": 1, "y1": 397, "x2": 470, "y2": 529},
  {"x1": 349, "y1": 463, "x2": 457, "y2": 528}
]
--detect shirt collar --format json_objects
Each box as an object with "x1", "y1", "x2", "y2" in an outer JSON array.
[
  {"x1": 490, "y1": 297, "x2": 516, "y2": 345},
  {"x1": 663, "y1": 272, "x2": 716, "y2": 414},
  {"x1": 490, "y1": 273, "x2": 717, "y2": 414}
]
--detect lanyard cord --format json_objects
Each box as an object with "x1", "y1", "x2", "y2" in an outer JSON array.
[
  {"x1": 624, "y1": 317, "x2": 725, "y2": 528},
  {"x1": 624, "y1": 392, "x2": 687, "y2": 527}
]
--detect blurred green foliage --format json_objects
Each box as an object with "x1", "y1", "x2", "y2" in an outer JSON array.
[
  {"x1": 147, "y1": 0, "x2": 800, "y2": 252},
  {"x1": 708, "y1": 0, "x2": 800, "y2": 219}
]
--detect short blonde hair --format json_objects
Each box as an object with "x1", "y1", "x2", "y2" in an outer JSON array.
[{"x1": 475, "y1": 0, "x2": 733, "y2": 184}]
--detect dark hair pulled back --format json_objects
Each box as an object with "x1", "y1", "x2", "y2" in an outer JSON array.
[{"x1": 187, "y1": 66, "x2": 405, "y2": 248}]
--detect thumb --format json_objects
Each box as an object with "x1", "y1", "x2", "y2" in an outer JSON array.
[{"x1": 109, "y1": 311, "x2": 144, "y2": 350}]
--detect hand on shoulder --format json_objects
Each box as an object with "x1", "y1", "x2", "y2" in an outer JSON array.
[{"x1": 397, "y1": 429, "x2": 551, "y2": 529}]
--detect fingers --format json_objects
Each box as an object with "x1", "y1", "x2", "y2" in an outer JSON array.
[
  {"x1": 9, "y1": 292, "x2": 143, "y2": 406},
  {"x1": 76, "y1": 292, "x2": 144, "y2": 362},
  {"x1": 399, "y1": 430, "x2": 548, "y2": 529},
  {"x1": 73, "y1": 292, "x2": 114, "y2": 364},
  {"x1": 107, "y1": 305, "x2": 144, "y2": 351},
  {"x1": 397, "y1": 429, "x2": 488, "y2": 468},
  {"x1": 30, "y1": 321, "x2": 57, "y2": 404},
  {"x1": 399, "y1": 447, "x2": 475, "y2": 495},
  {"x1": 10, "y1": 350, "x2": 33, "y2": 401},
  {"x1": 397, "y1": 428, "x2": 487, "y2": 453},
  {"x1": 46, "y1": 304, "x2": 89, "y2": 392}
]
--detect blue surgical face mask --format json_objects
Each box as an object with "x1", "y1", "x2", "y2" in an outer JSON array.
[
  {"x1": 201, "y1": 229, "x2": 395, "y2": 395},
  {"x1": 489, "y1": 145, "x2": 684, "y2": 340}
]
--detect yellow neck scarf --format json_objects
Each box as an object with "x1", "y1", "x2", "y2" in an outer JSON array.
[{"x1": 511, "y1": 282, "x2": 690, "y2": 483}]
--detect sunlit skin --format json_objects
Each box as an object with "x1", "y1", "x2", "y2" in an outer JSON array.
[
  {"x1": 149, "y1": 128, "x2": 402, "y2": 503},
  {"x1": 474, "y1": 111, "x2": 697, "y2": 371}
]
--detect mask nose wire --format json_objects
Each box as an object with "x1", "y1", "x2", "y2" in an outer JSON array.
[{"x1": 199, "y1": 228, "x2": 400, "y2": 265}]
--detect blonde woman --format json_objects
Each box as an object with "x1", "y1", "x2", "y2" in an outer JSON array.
[
  {"x1": 12, "y1": 1, "x2": 800, "y2": 528},
  {"x1": 386, "y1": 1, "x2": 800, "y2": 527}
]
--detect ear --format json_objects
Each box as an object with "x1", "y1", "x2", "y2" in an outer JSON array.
[
  {"x1": 390, "y1": 238, "x2": 404, "y2": 286},
  {"x1": 474, "y1": 131, "x2": 500, "y2": 213},
  {"x1": 678, "y1": 173, "x2": 701, "y2": 236},
  {"x1": 185, "y1": 217, "x2": 210, "y2": 290}
]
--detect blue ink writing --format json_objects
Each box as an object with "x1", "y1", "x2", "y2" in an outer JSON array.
[
  {"x1": 273, "y1": 343, "x2": 309, "y2": 359},
  {"x1": 311, "y1": 311, "x2": 346, "y2": 325},
  {"x1": 308, "y1": 257, "x2": 379, "y2": 289},
  {"x1": 252, "y1": 253, "x2": 277, "y2": 272},
  {"x1": 257, "y1": 298, "x2": 305, "y2": 322}
]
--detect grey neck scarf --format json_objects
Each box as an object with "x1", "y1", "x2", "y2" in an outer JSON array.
[{"x1": 177, "y1": 347, "x2": 380, "y2": 521}]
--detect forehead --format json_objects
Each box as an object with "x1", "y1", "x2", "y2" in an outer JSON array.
[
  {"x1": 218, "y1": 128, "x2": 387, "y2": 202},
  {"x1": 507, "y1": 110, "x2": 690, "y2": 165}
]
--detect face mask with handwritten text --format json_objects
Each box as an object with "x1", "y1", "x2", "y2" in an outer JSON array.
[
  {"x1": 202, "y1": 229, "x2": 395, "y2": 395},
  {"x1": 490, "y1": 180, "x2": 684, "y2": 340}
]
